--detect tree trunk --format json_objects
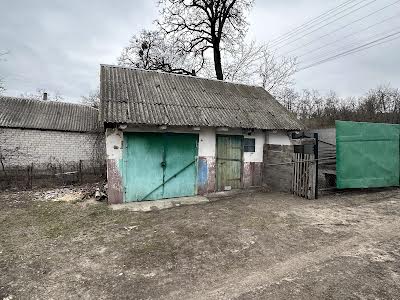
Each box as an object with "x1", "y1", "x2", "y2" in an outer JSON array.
[{"x1": 213, "y1": 43, "x2": 224, "y2": 80}]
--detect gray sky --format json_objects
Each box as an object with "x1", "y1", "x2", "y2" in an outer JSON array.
[{"x1": 1, "y1": 0, "x2": 399, "y2": 103}]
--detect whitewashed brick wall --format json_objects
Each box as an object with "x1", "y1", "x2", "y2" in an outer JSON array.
[{"x1": 0, "y1": 127, "x2": 104, "y2": 168}]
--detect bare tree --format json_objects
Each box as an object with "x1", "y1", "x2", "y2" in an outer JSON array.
[
  {"x1": 157, "y1": 0, "x2": 254, "y2": 80},
  {"x1": 20, "y1": 89, "x2": 64, "y2": 101},
  {"x1": 81, "y1": 89, "x2": 100, "y2": 109},
  {"x1": 222, "y1": 40, "x2": 263, "y2": 83},
  {"x1": 259, "y1": 49, "x2": 297, "y2": 96},
  {"x1": 0, "y1": 77, "x2": 4, "y2": 94},
  {"x1": 361, "y1": 84, "x2": 400, "y2": 123},
  {"x1": 222, "y1": 41, "x2": 298, "y2": 94},
  {"x1": 118, "y1": 29, "x2": 200, "y2": 75},
  {"x1": 284, "y1": 84, "x2": 400, "y2": 128},
  {"x1": 0, "y1": 51, "x2": 8, "y2": 94},
  {"x1": 276, "y1": 87, "x2": 299, "y2": 111}
]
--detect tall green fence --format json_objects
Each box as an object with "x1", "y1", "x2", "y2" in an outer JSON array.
[{"x1": 336, "y1": 121, "x2": 400, "y2": 189}]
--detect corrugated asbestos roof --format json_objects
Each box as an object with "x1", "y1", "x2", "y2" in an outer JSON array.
[
  {"x1": 100, "y1": 65, "x2": 303, "y2": 130},
  {"x1": 0, "y1": 96, "x2": 100, "y2": 132}
]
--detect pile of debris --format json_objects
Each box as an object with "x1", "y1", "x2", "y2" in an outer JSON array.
[{"x1": 34, "y1": 182, "x2": 108, "y2": 203}]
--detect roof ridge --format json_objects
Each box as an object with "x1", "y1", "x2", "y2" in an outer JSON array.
[
  {"x1": 0, "y1": 96, "x2": 101, "y2": 132},
  {"x1": 0, "y1": 95, "x2": 99, "y2": 111},
  {"x1": 100, "y1": 64, "x2": 265, "y2": 90}
]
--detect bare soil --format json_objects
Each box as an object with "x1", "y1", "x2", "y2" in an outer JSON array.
[{"x1": 1, "y1": 187, "x2": 400, "y2": 299}]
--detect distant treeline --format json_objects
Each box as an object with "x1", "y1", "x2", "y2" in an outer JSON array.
[{"x1": 278, "y1": 85, "x2": 400, "y2": 129}]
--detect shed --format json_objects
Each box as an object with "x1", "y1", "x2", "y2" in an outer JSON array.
[
  {"x1": 0, "y1": 96, "x2": 103, "y2": 170},
  {"x1": 100, "y1": 65, "x2": 303, "y2": 204}
]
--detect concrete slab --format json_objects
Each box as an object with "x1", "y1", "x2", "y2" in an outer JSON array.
[{"x1": 110, "y1": 196, "x2": 210, "y2": 212}]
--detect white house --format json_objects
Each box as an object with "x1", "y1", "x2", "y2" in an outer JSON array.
[{"x1": 99, "y1": 65, "x2": 303, "y2": 204}]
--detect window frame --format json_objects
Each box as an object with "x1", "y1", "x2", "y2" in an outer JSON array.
[{"x1": 243, "y1": 138, "x2": 256, "y2": 153}]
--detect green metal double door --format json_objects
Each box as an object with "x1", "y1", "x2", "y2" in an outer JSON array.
[{"x1": 123, "y1": 132, "x2": 198, "y2": 202}]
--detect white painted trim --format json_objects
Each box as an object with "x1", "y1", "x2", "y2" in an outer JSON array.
[{"x1": 267, "y1": 131, "x2": 291, "y2": 145}]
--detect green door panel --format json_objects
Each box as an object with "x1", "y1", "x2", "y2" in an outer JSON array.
[
  {"x1": 124, "y1": 132, "x2": 164, "y2": 201},
  {"x1": 163, "y1": 133, "x2": 198, "y2": 198},
  {"x1": 123, "y1": 132, "x2": 198, "y2": 202},
  {"x1": 336, "y1": 121, "x2": 400, "y2": 189},
  {"x1": 216, "y1": 135, "x2": 243, "y2": 191}
]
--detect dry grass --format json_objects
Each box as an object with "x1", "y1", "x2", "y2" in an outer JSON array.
[{"x1": 0, "y1": 187, "x2": 400, "y2": 299}]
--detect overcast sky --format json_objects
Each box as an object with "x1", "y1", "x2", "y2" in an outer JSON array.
[{"x1": 1, "y1": 0, "x2": 399, "y2": 103}]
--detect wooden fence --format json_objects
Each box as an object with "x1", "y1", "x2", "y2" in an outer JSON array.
[
  {"x1": 292, "y1": 153, "x2": 316, "y2": 199},
  {"x1": 0, "y1": 159, "x2": 106, "y2": 190}
]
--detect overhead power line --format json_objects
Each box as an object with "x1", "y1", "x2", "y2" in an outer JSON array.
[
  {"x1": 269, "y1": 0, "x2": 358, "y2": 44},
  {"x1": 297, "y1": 30, "x2": 400, "y2": 71},
  {"x1": 299, "y1": 25, "x2": 400, "y2": 65},
  {"x1": 271, "y1": 0, "x2": 378, "y2": 50},
  {"x1": 280, "y1": 0, "x2": 400, "y2": 58},
  {"x1": 270, "y1": 0, "x2": 375, "y2": 48}
]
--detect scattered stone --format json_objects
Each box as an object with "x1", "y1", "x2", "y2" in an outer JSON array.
[
  {"x1": 123, "y1": 226, "x2": 138, "y2": 231},
  {"x1": 32, "y1": 182, "x2": 108, "y2": 203},
  {"x1": 143, "y1": 272, "x2": 156, "y2": 278},
  {"x1": 94, "y1": 187, "x2": 107, "y2": 201}
]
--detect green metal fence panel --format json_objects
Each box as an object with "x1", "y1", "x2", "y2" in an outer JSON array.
[{"x1": 336, "y1": 121, "x2": 400, "y2": 189}]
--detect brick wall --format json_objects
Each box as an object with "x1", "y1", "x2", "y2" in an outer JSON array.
[
  {"x1": 263, "y1": 144, "x2": 294, "y2": 192},
  {"x1": 0, "y1": 127, "x2": 104, "y2": 169}
]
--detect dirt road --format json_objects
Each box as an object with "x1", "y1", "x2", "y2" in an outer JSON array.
[{"x1": 1, "y1": 188, "x2": 399, "y2": 299}]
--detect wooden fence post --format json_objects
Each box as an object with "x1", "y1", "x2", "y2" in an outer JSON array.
[
  {"x1": 79, "y1": 160, "x2": 83, "y2": 184},
  {"x1": 26, "y1": 163, "x2": 33, "y2": 189},
  {"x1": 314, "y1": 133, "x2": 319, "y2": 199}
]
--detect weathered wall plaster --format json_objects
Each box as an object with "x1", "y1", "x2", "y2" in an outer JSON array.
[
  {"x1": 268, "y1": 131, "x2": 291, "y2": 145},
  {"x1": 105, "y1": 128, "x2": 123, "y2": 160},
  {"x1": 243, "y1": 131, "x2": 265, "y2": 163},
  {"x1": 105, "y1": 128, "x2": 124, "y2": 204},
  {"x1": 104, "y1": 125, "x2": 294, "y2": 203},
  {"x1": 198, "y1": 127, "x2": 216, "y2": 157}
]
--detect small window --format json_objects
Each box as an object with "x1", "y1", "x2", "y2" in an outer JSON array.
[{"x1": 244, "y1": 138, "x2": 255, "y2": 152}]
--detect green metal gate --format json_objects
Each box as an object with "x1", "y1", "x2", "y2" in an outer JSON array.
[
  {"x1": 123, "y1": 132, "x2": 198, "y2": 202},
  {"x1": 216, "y1": 135, "x2": 243, "y2": 191},
  {"x1": 336, "y1": 121, "x2": 400, "y2": 189}
]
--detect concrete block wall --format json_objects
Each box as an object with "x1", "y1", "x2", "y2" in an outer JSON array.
[
  {"x1": 263, "y1": 132, "x2": 294, "y2": 192},
  {"x1": 263, "y1": 144, "x2": 294, "y2": 192},
  {"x1": 0, "y1": 127, "x2": 104, "y2": 168}
]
